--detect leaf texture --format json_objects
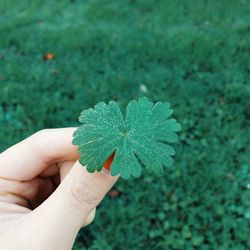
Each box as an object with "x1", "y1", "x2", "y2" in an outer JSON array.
[{"x1": 73, "y1": 97, "x2": 181, "y2": 179}]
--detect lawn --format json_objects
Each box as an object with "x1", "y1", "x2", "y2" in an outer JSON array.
[{"x1": 0, "y1": 0, "x2": 250, "y2": 249}]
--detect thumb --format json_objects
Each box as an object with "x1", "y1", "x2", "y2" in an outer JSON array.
[{"x1": 28, "y1": 161, "x2": 118, "y2": 249}]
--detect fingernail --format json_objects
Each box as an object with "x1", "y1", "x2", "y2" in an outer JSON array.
[{"x1": 101, "y1": 168, "x2": 111, "y2": 175}]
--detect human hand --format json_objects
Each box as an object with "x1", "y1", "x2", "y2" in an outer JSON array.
[{"x1": 0, "y1": 128, "x2": 118, "y2": 250}]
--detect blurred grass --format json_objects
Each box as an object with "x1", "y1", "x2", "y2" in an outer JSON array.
[{"x1": 0, "y1": 0, "x2": 250, "y2": 249}]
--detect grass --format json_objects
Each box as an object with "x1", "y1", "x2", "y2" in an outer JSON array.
[{"x1": 0, "y1": 0, "x2": 250, "y2": 249}]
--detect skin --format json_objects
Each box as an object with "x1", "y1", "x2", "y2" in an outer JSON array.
[{"x1": 0, "y1": 128, "x2": 118, "y2": 250}]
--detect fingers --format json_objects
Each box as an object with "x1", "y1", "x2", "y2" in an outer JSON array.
[
  {"x1": 0, "y1": 193, "x2": 29, "y2": 208},
  {"x1": 58, "y1": 161, "x2": 75, "y2": 181},
  {"x1": 0, "y1": 178, "x2": 39, "y2": 204},
  {"x1": 39, "y1": 165, "x2": 59, "y2": 178},
  {"x1": 28, "y1": 161, "x2": 118, "y2": 248},
  {"x1": 0, "y1": 128, "x2": 79, "y2": 181},
  {"x1": 0, "y1": 177, "x2": 55, "y2": 209}
]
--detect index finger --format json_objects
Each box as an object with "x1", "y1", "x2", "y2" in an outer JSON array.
[{"x1": 0, "y1": 128, "x2": 79, "y2": 181}]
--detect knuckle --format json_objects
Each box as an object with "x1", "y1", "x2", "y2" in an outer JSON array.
[{"x1": 69, "y1": 181, "x2": 101, "y2": 209}]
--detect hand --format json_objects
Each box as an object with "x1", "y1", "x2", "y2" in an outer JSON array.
[{"x1": 0, "y1": 128, "x2": 118, "y2": 250}]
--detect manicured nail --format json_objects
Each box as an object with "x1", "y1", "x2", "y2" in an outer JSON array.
[{"x1": 102, "y1": 152, "x2": 115, "y2": 174}]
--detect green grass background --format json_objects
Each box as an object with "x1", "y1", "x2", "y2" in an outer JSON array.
[{"x1": 0, "y1": 0, "x2": 250, "y2": 249}]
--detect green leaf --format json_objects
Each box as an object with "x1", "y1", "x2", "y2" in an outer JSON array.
[
  {"x1": 73, "y1": 97, "x2": 181, "y2": 179},
  {"x1": 192, "y1": 235, "x2": 204, "y2": 246}
]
